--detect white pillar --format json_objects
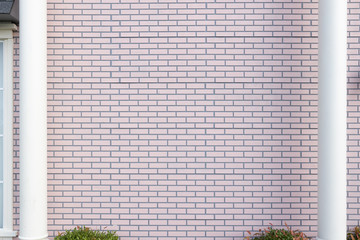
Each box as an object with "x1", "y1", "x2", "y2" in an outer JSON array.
[
  {"x1": 19, "y1": 0, "x2": 48, "y2": 240},
  {"x1": 318, "y1": 0, "x2": 347, "y2": 240}
]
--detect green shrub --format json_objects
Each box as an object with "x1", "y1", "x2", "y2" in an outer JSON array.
[
  {"x1": 55, "y1": 226, "x2": 118, "y2": 240},
  {"x1": 348, "y1": 226, "x2": 360, "y2": 240},
  {"x1": 245, "y1": 224, "x2": 310, "y2": 240}
]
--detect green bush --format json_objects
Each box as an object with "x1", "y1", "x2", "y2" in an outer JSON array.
[
  {"x1": 55, "y1": 226, "x2": 118, "y2": 240},
  {"x1": 348, "y1": 226, "x2": 360, "y2": 240},
  {"x1": 245, "y1": 224, "x2": 310, "y2": 240}
]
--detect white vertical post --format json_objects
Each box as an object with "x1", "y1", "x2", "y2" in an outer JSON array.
[
  {"x1": 318, "y1": 0, "x2": 347, "y2": 240},
  {"x1": 19, "y1": 0, "x2": 48, "y2": 240}
]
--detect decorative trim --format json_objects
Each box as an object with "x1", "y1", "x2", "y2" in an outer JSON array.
[
  {"x1": 0, "y1": 23, "x2": 17, "y2": 31},
  {"x1": 0, "y1": 229, "x2": 17, "y2": 237}
]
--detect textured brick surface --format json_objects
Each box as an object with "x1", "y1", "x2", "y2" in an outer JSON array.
[{"x1": 9, "y1": 0, "x2": 360, "y2": 239}]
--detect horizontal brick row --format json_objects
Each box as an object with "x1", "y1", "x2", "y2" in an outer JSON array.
[{"x1": 48, "y1": 0, "x2": 318, "y2": 38}]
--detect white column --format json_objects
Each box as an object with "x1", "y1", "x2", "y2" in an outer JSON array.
[
  {"x1": 19, "y1": 0, "x2": 48, "y2": 240},
  {"x1": 318, "y1": 0, "x2": 347, "y2": 240}
]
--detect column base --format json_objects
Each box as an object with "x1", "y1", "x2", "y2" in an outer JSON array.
[
  {"x1": 317, "y1": 238, "x2": 344, "y2": 240},
  {"x1": 19, "y1": 234, "x2": 48, "y2": 240}
]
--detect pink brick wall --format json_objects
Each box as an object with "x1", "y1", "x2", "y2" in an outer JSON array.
[{"x1": 10, "y1": 0, "x2": 360, "y2": 239}]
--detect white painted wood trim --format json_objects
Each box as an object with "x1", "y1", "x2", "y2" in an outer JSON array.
[
  {"x1": 0, "y1": 229, "x2": 18, "y2": 237},
  {"x1": 0, "y1": 25, "x2": 15, "y2": 239},
  {"x1": 0, "y1": 24, "x2": 16, "y2": 32}
]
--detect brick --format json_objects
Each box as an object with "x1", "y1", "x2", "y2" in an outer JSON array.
[{"x1": 7, "y1": 1, "x2": 335, "y2": 240}]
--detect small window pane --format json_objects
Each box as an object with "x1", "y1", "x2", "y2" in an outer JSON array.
[
  {"x1": 0, "y1": 183, "x2": 3, "y2": 228},
  {"x1": 0, "y1": 42, "x2": 3, "y2": 229},
  {"x1": 0, "y1": 42, "x2": 3, "y2": 89},
  {"x1": 0, "y1": 137, "x2": 2, "y2": 182},
  {"x1": 0, "y1": 91, "x2": 3, "y2": 135}
]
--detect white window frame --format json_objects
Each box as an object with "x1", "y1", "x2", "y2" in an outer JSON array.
[{"x1": 0, "y1": 23, "x2": 17, "y2": 240}]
